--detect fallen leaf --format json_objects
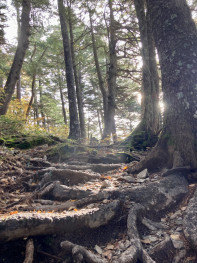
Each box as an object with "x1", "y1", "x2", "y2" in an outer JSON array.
[
  {"x1": 103, "y1": 250, "x2": 112, "y2": 260},
  {"x1": 10, "y1": 211, "x2": 18, "y2": 215},
  {"x1": 170, "y1": 234, "x2": 181, "y2": 240},
  {"x1": 94, "y1": 245, "x2": 102, "y2": 254},
  {"x1": 141, "y1": 239, "x2": 151, "y2": 244},
  {"x1": 68, "y1": 206, "x2": 76, "y2": 211},
  {"x1": 74, "y1": 208, "x2": 78, "y2": 212},
  {"x1": 123, "y1": 166, "x2": 128, "y2": 170},
  {"x1": 106, "y1": 244, "x2": 114, "y2": 250}
]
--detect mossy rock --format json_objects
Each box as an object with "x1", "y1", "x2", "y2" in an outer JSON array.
[
  {"x1": 0, "y1": 135, "x2": 59, "y2": 149},
  {"x1": 46, "y1": 141, "x2": 96, "y2": 162}
]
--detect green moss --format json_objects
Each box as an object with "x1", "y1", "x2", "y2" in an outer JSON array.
[{"x1": 0, "y1": 135, "x2": 56, "y2": 149}]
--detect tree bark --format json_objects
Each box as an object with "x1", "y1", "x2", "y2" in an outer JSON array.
[
  {"x1": 102, "y1": 0, "x2": 118, "y2": 143},
  {"x1": 39, "y1": 80, "x2": 46, "y2": 128},
  {"x1": 58, "y1": 70, "x2": 67, "y2": 125},
  {"x1": 134, "y1": 0, "x2": 160, "y2": 134},
  {"x1": 26, "y1": 73, "x2": 36, "y2": 119},
  {"x1": 68, "y1": 4, "x2": 86, "y2": 141},
  {"x1": 0, "y1": 0, "x2": 31, "y2": 115},
  {"x1": 14, "y1": 0, "x2": 22, "y2": 101},
  {"x1": 122, "y1": 0, "x2": 160, "y2": 150},
  {"x1": 133, "y1": 0, "x2": 197, "y2": 172},
  {"x1": 88, "y1": 8, "x2": 108, "y2": 135},
  {"x1": 58, "y1": 0, "x2": 80, "y2": 140}
]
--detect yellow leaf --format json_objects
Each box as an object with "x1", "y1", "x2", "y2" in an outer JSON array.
[
  {"x1": 10, "y1": 211, "x2": 18, "y2": 215},
  {"x1": 74, "y1": 208, "x2": 78, "y2": 212},
  {"x1": 123, "y1": 166, "x2": 128, "y2": 170}
]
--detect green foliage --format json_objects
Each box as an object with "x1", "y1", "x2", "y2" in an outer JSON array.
[{"x1": 0, "y1": 115, "x2": 25, "y2": 137}]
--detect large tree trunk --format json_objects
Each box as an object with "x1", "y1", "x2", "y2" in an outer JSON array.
[
  {"x1": 58, "y1": 0, "x2": 80, "y2": 140},
  {"x1": 122, "y1": 0, "x2": 160, "y2": 150},
  {"x1": 102, "y1": 0, "x2": 118, "y2": 143},
  {"x1": 0, "y1": 0, "x2": 31, "y2": 115},
  {"x1": 135, "y1": 0, "x2": 160, "y2": 132},
  {"x1": 132, "y1": 0, "x2": 197, "y2": 172},
  {"x1": 68, "y1": 4, "x2": 86, "y2": 141}
]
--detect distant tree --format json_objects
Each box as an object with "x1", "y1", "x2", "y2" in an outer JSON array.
[
  {"x1": 0, "y1": 0, "x2": 31, "y2": 115},
  {"x1": 102, "y1": 0, "x2": 118, "y2": 143},
  {"x1": 0, "y1": 0, "x2": 6, "y2": 45},
  {"x1": 67, "y1": 1, "x2": 86, "y2": 140},
  {"x1": 57, "y1": 0, "x2": 80, "y2": 140}
]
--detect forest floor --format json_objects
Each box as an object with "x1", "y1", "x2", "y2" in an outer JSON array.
[{"x1": 0, "y1": 143, "x2": 197, "y2": 263}]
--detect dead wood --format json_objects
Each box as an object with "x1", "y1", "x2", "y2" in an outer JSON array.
[
  {"x1": 23, "y1": 239, "x2": 34, "y2": 263},
  {"x1": 61, "y1": 240, "x2": 108, "y2": 263}
]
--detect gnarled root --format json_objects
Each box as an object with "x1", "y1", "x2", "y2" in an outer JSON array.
[{"x1": 61, "y1": 241, "x2": 107, "y2": 263}]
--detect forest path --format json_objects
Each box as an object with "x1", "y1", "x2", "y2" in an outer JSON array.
[{"x1": 0, "y1": 144, "x2": 196, "y2": 263}]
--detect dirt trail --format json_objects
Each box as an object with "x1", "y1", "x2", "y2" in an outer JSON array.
[{"x1": 0, "y1": 144, "x2": 196, "y2": 263}]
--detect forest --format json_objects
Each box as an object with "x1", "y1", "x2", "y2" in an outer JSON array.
[{"x1": 0, "y1": 0, "x2": 197, "y2": 262}]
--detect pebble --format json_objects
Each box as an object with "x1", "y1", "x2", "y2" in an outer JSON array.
[
  {"x1": 171, "y1": 239, "x2": 184, "y2": 249},
  {"x1": 122, "y1": 176, "x2": 136, "y2": 183},
  {"x1": 137, "y1": 169, "x2": 148, "y2": 179}
]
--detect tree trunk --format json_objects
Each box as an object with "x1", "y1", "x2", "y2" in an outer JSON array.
[
  {"x1": 102, "y1": 0, "x2": 118, "y2": 143},
  {"x1": 14, "y1": 0, "x2": 22, "y2": 101},
  {"x1": 134, "y1": 0, "x2": 160, "y2": 133},
  {"x1": 58, "y1": 0, "x2": 80, "y2": 140},
  {"x1": 124, "y1": 0, "x2": 160, "y2": 150},
  {"x1": 88, "y1": 9, "x2": 108, "y2": 134},
  {"x1": 68, "y1": 4, "x2": 86, "y2": 141},
  {"x1": 58, "y1": 71, "x2": 67, "y2": 125},
  {"x1": 133, "y1": 0, "x2": 197, "y2": 172},
  {"x1": 26, "y1": 73, "x2": 36, "y2": 119},
  {"x1": 39, "y1": 80, "x2": 46, "y2": 128},
  {"x1": 0, "y1": 0, "x2": 31, "y2": 115},
  {"x1": 33, "y1": 90, "x2": 39, "y2": 125}
]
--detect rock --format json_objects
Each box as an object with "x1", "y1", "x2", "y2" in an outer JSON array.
[
  {"x1": 136, "y1": 168, "x2": 148, "y2": 179},
  {"x1": 173, "y1": 249, "x2": 187, "y2": 263},
  {"x1": 150, "y1": 236, "x2": 175, "y2": 263},
  {"x1": 171, "y1": 239, "x2": 184, "y2": 249},
  {"x1": 94, "y1": 245, "x2": 103, "y2": 254},
  {"x1": 183, "y1": 189, "x2": 197, "y2": 249},
  {"x1": 122, "y1": 176, "x2": 136, "y2": 183},
  {"x1": 101, "y1": 180, "x2": 111, "y2": 188}
]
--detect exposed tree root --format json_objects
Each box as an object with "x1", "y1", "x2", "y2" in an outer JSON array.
[
  {"x1": 1, "y1": 144, "x2": 196, "y2": 262},
  {"x1": 0, "y1": 201, "x2": 120, "y2": 243},
  {"x1": 61, "y1": 240, "x2": 108, "y2": 263},
  {"x1": 23, "y1": 239, "x2": 34, "y2": 263}
]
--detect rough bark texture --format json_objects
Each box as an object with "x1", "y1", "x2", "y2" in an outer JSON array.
[
  {"x1": 68, "y1": 5, "x2": 86, "y2": 140},
  {"x1": 132, "y1": 0, "x2": 197, "y2": 172},
  {"x1": 89, "y1": 9, "x2": 108, "y2": 134},
  {"x1": 122, "y1": 0, "x2": 160, "y2": 150},
  {"x1": 58, "y1": 0, "x2": 80, "y2": 140},
  {"x1": 135, "y1": 0, "x2": 160, "y2": 134},
  {"x1": 58, "y1": 70, "x2": 67, "y2": 125},
  {"x1": 0, "y1": 0, "x2": 31, "y2": 115},
  {"x1": 102, "y1": 0, "x2": 118, "y2": 143},
  {"x1": 15, "y1": 0, "x2": 22, "y2": 101}
]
